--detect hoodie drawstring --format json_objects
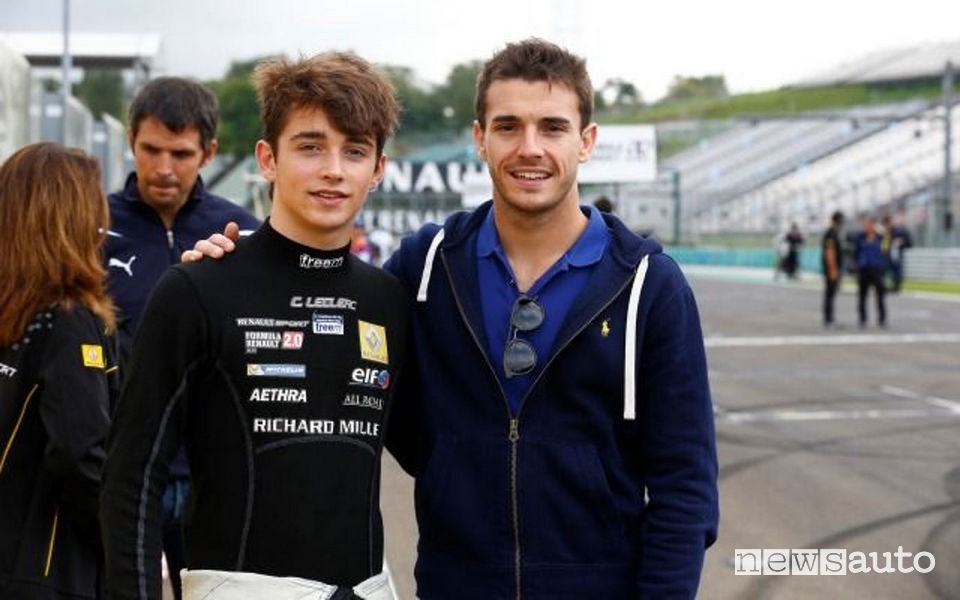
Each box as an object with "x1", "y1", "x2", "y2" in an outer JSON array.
[
  {"x1": 417, "y1": 229, "x2": 445, "y2": 303},
  {"x1": 623, "y1": 255, "x2": 649, "y2": 420}
]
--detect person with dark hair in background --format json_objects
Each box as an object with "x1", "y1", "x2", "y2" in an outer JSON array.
[
  {"x1": 593, "y1": 195, "x2": 614, "y2": 213},
  {"x1": 822, "y1": 210, "x2": 845, "y2": 328},
  {"x1": 881, "y1": 212, "x2": 912, "y2": 293},
  {"x1": 780, "y1": 222, "x2": 804, "y2": 279},
  {"x1": 0, "y1": 143, "x2": 119, "y2": 600},
  {"x1": 854, "y1": 213, "x2": 888, "y2": 328},
  {"x1": 102, "y1": 53, "x2": 406, "y2": 600},
  {"x1": 104, "y1": 76, "x2": 260, "y2": 598}
]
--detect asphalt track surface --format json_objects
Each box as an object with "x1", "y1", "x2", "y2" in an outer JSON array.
[{"x1": 380, "y1": 265, "x2": 960, "y2": 600}]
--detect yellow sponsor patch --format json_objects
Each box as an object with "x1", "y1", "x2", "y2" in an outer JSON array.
[
  {"x1": 358, "y1": 321, "x2": 388, "y2": 365},
  {"x1": 81, "y1": 344, "x2": 105, "y2": 369}
]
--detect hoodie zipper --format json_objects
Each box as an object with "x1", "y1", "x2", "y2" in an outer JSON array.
[
  {"x1": 508, "y1": 417, "x2": 521, "y2": 599},
  {"x1": 440, "y1": 248, "x2": 640, "y2": 600},
  {"x1": 439, "y1": 252, "x2": 525, "y2": 598}
]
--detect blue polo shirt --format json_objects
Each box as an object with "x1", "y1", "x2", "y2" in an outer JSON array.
[{"x1": 477, "y1": 205, "x2": 609, "y2": 415}]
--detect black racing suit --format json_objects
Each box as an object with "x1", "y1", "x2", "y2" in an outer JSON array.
[{"x1": 101, "y1": 221, "x2": 408, "y2": 599}]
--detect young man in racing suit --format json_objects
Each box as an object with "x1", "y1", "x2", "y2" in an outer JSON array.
[{"x1": 101, "y1": 52, "x2": 407, "y2": 600}]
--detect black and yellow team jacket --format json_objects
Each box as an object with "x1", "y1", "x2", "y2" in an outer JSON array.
[
  {"x1": 101, "y1": 221, "x2": 409, "y2": 600},
  {"x1": 0, "y1": 305, "x2": 118, "y2": 600}
]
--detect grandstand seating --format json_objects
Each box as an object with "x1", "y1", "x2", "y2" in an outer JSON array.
[{"x1": 693, "y1": 102, "x2": 960, "y2": 235}]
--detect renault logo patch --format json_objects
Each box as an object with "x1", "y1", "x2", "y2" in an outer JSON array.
[
  {"x1": 358, "y1": 321, "x2": 388, "y2": 364},
  {"x1": 81, "y1": 344, "x2": 105, "y2": 368}
]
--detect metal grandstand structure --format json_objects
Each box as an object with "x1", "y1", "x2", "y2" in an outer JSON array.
[
  {"x1": 647, "y1": 43, "x2": 960, "y2": 247},
  {"x1": 0, "y1": 32, "x2": 161, "y2": 184}
]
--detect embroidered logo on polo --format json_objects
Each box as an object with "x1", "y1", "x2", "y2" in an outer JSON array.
[
  {"x1": 299, "y1": 253, "x2": 344, "y2": 270},
  {"x1": 246, "y1": 363, "x2": 306, "y2": 378},
  {"x1": 358, "y1": 321, "x2": 388, "y2": 364},
  {"x1": 313, "y1": 313, "x2": 344, "y2": 335},
  {"x1": 81, "y1": 344, "x2": 105, "y2": 369},
  {"x1": 0, "y1": 362, "x2": 17, "y2": 378}
]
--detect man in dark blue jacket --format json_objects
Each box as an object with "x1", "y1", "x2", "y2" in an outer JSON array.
[
  {"x1": 384, "y1": 39, "x2": 718, "y2": 599},
  {"x1": 854, "y1": 213, "x2": 888, "y2": 328},
  {"x1": 187, "y1": 39, "x2": 719, "y2": 599},
  {"x1": 104, "y1": 77, "x2": 260, "y2": 599}
]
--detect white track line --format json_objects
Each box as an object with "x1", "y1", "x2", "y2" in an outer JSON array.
[{"x1": 705, "y1": 333, "x2": 960, "y2": 348}]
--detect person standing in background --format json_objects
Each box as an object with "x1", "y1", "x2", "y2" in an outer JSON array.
[
  {"x1": 881, "y1": 212, "x2": 913, "y2": 293},
  {"x1": 104, "y1": 76, "x2": 261, "y2": 599},
  {"x1": 781, "y1": 222, "x2": 805, "y2": 279},
  {"x1": 822, "y1": 210, "x2": 845, "y2": 328},
  {"x1": 854, "y1": 213, "x2": 888, "y2": 328}
]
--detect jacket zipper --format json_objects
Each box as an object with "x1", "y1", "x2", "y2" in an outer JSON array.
[
  {"x1": 439, "y1": 252, "x2": 525, "y2": 597},
  {"x1": 507, "y1": 274, "x2": 634, "y2": 599},
  {"x1": 508, "y1": 417, "x2": 521, "y2": 600},
  {"x1": 166, "y1": 229, "x2": 175, "y2": 250}
]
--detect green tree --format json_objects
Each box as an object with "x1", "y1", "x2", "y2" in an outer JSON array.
[
  {"x1": 206, "y1": 57, "x2": 270, "y2": 157},
  {"x1": 664, "y1": 75, "x2": 729, "y2": 102},
  {"x1": 74, "y1": 69, "x2": 125, "y2": 119},
  {"x1": 599, "y1": 78, "x2": 643, "y2": 108},
  {"x1": 435, "y1": 60, "x2": 483, "y2": 131},
  {"x1": 381, "y1": 64, "x2": 444, "y2": 134}
]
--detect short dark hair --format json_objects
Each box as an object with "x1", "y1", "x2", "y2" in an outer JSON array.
[
  {"x1": 253, "y1": 52, "x2": 399, "y2": 157},
  {"x1": 831, "y1": 210, "x2": 845, "y2": 225},
  {"x1": 128, "y1": 77, "x2": 219, "y2": 151},
  {"x1": 593, "y1": 196, "x2": 614, "y2": 213},
  {"x1": 475, "y1": 38, "x2": 593, "y2": 131}
]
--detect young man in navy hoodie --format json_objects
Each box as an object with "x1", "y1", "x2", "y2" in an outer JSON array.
[
  {"x1": 189, "y1": 38, "x2": 719, "y2": 599},
  {"x1": 103, "y1": 53, "x2": 406, "y2": 600},
  {"x1": 384, "y1": 38, "x2": 718, "y2": 599}
]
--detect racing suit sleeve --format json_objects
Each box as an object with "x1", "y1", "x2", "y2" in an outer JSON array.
[
  {"x1": 636, "y1": 276, "x2": 719, "y2": 599},
  {"x1": 101, "y1": 268, "x2": 208, "y2": 600},
  {"x1": 38, "y1": 307, "x2": 113, "y2": 546}
]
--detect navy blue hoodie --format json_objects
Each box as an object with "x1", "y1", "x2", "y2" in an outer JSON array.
[
  {"x1": 106, "y1": 173, "x2": 261, "y2": 334},
  {"x1": 385, "y1": 202, "x2": 718, "y2": 599}
]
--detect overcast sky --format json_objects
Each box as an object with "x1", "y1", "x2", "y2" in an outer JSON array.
[{"x1": 5, "y1": 0, "x2": 960, "y2": 101}]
